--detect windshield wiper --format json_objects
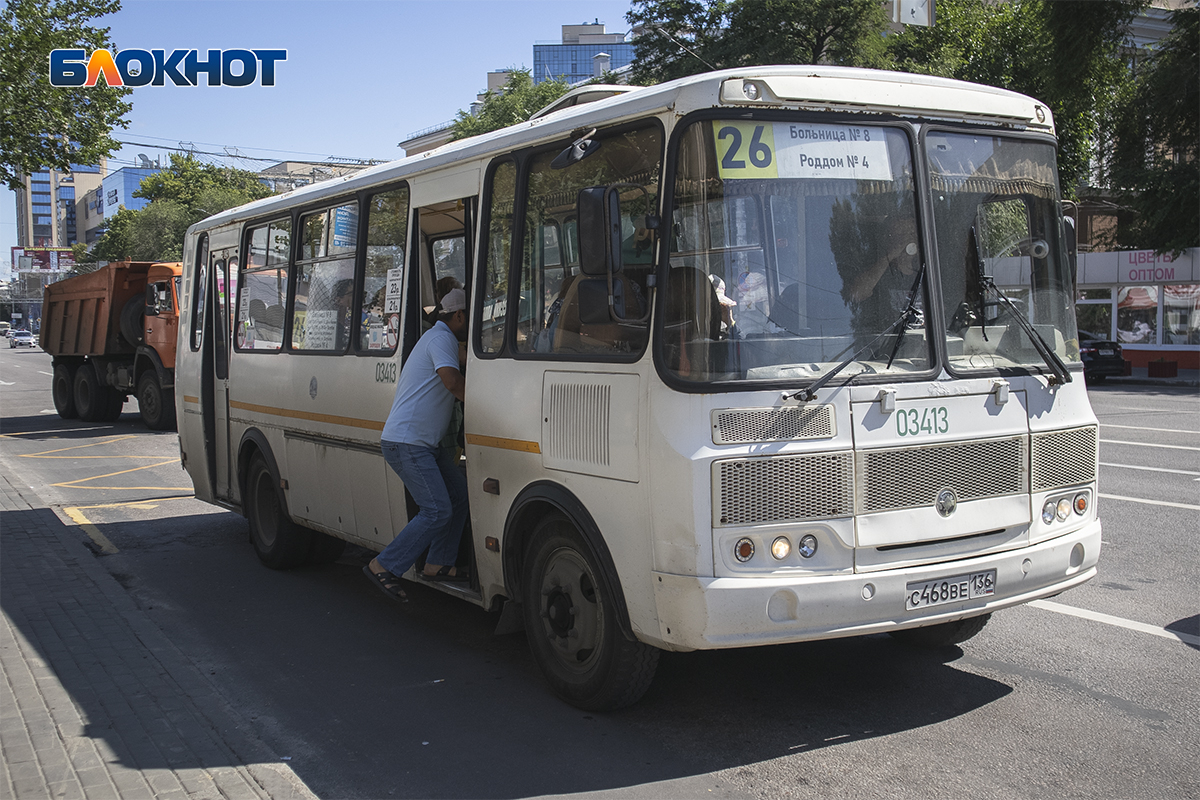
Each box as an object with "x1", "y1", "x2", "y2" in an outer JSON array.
[
  {"x1": 980, "y1": 275, "x2": 1072, "y2": 385},
  {"x1": 789, "y1": 263, "x2": 927, "y2": 402}
]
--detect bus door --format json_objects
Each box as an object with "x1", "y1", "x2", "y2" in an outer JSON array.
[{"x1": 209, "y1": 247, "x2": 238, "y2": 500}]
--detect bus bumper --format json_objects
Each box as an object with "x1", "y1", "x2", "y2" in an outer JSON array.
[{"x1": 649, "y1": 520, "x2": 1101, "y2": 651}]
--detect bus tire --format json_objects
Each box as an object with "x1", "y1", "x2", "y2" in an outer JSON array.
[
  {"x1": 53, "y1": 364, "x2": 78, "y2": 419},
  {"x1": 137, "y1": 371, "x2": 175, "y2": 430},
  {"x1": 306, "y1": 532, "x2": 347, "y2": 565},
  {"x1": 889, "y1": 613, "x2": 991, "y2": 648},
  {"x1": 73, "y1": 363, "x2": 112, "y2": 422},
  {"x1": 245, "y1": 453, "x2": 312, "y2": 570},
  {"x1": 521, "y1": 513, "x2": 658, "y2": 710}
]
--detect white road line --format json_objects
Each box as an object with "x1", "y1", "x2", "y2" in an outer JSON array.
[
  {"x1": 38, "y1": 370, "x2": 52, "y2": 376},
  {"x1": 1108, "y1": 406, "x2": 1192, "y2": 414},
  {"x1": 1100, "y1": 438, "x2": 1200, "y2": 452},
  {"x1": 1101, "y1": 423, "x2": 1199, "y2": 435},
  {"x1": 1030, "y1": 600, "x2": 1199, "y2": 647},
  {"x1": 0, "y1": 380, "x2": 13, "y2": 386},
  {"x1": 1100, "y1": 462, "x2": 1200, "y2": 477},
  {"x1": 1099, "y1": 492, "x2": 1200, "y2": 510}
]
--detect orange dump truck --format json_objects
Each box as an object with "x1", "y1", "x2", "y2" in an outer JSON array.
[{"x1": 41, "y1": 260, "x2": 182, "y2": 429}]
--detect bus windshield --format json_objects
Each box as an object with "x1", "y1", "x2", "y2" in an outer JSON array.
[
  {"x1": 927, "y1": 132, "x2": 1080, "y2": 374},
  {"x1": 662, "y1": 119, "x2": 930, "y2": 385}
]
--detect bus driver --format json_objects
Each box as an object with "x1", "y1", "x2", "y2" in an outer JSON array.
[{"x1": 364, "y1": 288, "x2": 470, "y2": 601}]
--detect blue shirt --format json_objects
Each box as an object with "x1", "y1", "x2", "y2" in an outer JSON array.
[{"x1": 381, "y1": 321, "x2": 461, "y2": 448}]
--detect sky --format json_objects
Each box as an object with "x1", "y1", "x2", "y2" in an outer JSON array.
[{"x1": 1, "y1": 0, "x2": 637, "y2": 279}]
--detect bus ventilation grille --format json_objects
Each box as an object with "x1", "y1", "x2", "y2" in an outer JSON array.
[
  {"x1": 544, "y1": 382, "x2": 611, "y2": 467},
  {"x1": 711, "y1": 405, "x2": 835, "y2": 445},
  {"x1": 715, "y1": 451, "x2": 854, "y2": 526},
  {"x1": 1031, "y1": 426, "x2": 1098, "y2": 491},
  {"x1": 856, "y1": 435, "x2": 1028, "y2": 514}
]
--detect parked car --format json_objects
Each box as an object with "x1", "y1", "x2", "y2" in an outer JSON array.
[
  {"x1": 9, "y1": 329, "x2": 35, "y2": 348},
  {"x1": 1078, "y1": 331, "x2": 1123, "y2": 382}
]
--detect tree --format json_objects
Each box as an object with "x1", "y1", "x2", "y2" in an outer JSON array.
[
  {"x1": 83, "y1": 155, "x2": 273, "y2": 263},
  {"x1": 450, "y1": 70, "x2": 571, "y2": 140},
  {"x1": 0, "y1": 0, "x2": 132, "y2": 191},
  {"x1": 884, "y1": 0, "x2": 1143, "y2": 197},
  {"x1": 626, "y1": 0, "x2": 888, "y2": 85},
  {"x1": 1099, "y1": 7, "x2": 1198, "y2": 256}
]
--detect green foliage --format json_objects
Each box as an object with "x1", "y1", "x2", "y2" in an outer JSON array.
[
  {"x1": 627, "y1": 0, "x2": 731, "y2": 85},
  {"x1": 1100, "y1": 7, "x2": 1198, "y2": 256},
  {"x1": 450, "y1": 70, "x2": 571, "y2": 140},
  {"x1": 88, "y1": 154, "x2": 274, "y2": 262},
  {"x1": 883, "y1": 0, "x2": 1143, "y2": 198},
  {"x1": 0, "y1": 0, "x2": 132, "y2": 190}
]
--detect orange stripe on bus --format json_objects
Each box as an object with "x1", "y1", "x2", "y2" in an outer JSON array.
[
  {"x1": 465, "y1": 434, "x2": 541, "y2": 454},
  {"x1": 229, "y1": 400, "x2": 385, "y2": 431},
  {"x1": 183, "y1": 395, "x2": 200, "y2": 404}
]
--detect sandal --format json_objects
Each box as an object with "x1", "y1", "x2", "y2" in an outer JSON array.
[
  {"x1": 419, "y1": 565, "x2": 470, "y2": 583},
  {"x1": 363, "y1": 565, "x2": 409, "y2": 602}
]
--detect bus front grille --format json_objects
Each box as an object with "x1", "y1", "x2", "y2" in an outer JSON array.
[
  {"x1": 712, "y1": 405, "x2": 836, "y2": 445},
  {"x1": 1031, "y1": 426, "x2": 1098, "y2": 491},
  {"x1": 715, "y1": 452, "x2": 854, "y2": 526},
  {"x1": 856, "y1": 435, "x2": 1028, "y2": 514}
]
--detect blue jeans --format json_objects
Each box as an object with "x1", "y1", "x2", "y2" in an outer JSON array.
[{"x1": 377, "y1": 441, "x2": 469, "y2": 576}]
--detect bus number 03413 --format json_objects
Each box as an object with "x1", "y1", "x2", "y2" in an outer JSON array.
[{"x1": 896, "y1": 406, "x2": 949, "y2": 437}]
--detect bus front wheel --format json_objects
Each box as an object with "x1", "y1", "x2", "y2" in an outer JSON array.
[
  {"x1": 521, "y1": 513, "x2": 658, "y2": 710},
  {"x1": 245, "y1": 453, "x2": 312, "y2": 570},
  {"x1": 889, "y1": 613, "x2": 991, "y2": 648}
]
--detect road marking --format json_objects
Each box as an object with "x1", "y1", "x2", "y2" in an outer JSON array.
[
  {"x1": 1100, "y1": 439, "x2": 1200, "y2": 452},
  {"x1": 38, "y1": 370, "x2": 52, "y2": 376},
  {"x1": 62, "y1": 506, "x2": 119, "y2": 555},
  {"x1": 71, "y1": 496, "x2": 193, "y2": 511},
  {"x1": 20, "y1": 435, "x2": 139, "y2": 456},
  {"x1": 1108, "y1": 405, "x2": 1194, "y2": 414},
  {"x1": 39, "y1": 409, "x2": 57, "y2": 414},
  {"x1": 1100, "y1": 462, "x2": 1200, "y2": 477},
  {"x1": 1030, "y1": 600, "x2": 1199, "y2": 647},
  {"x1": 0, "y1": 380, "x2": 13, "y2": 386},
  {"x1": 1099, "y1": 493, "x2": 1200, "y2": 510},
  {"x1": 1101, "y1": 423, "x2": 1199, "y2": 435},
  {"x1": 51, "y1": 458, "x2": 187, "y2": 491}
]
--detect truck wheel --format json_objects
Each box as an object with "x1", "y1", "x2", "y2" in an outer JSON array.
[
  {"x1": 137, "y1": 372, "x2": 176, "y2": 430},
  {"x1": 73, "y1": 363, "x2": 114, "y2": 422},
  {"x1": 889, "y1": 614, "x2": 992, "y2": 648},
  {"x1": 521, "y1": 513, "x2": 659, "y2": 710},
  {"x1": 245, "y1": 452, "x2": 312, "y2": 570},
  {"x1": 119, "y1": 296, "x2": 144, "y2": 348},
  {"x1": 53, "y1": 364, "x2": 78, "y2": 419},
  {"x1": 103, "y1": 392, "x2": 125, "y2": 422}
]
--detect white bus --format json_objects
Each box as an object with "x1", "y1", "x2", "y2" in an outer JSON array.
[{"x1": 177, "y1": 67, "x2": 1101, "y2": 710}]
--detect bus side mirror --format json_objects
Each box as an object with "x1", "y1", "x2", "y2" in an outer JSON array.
[{"x1": 577, "y1": 186, "x2": 622, "y2": 277}]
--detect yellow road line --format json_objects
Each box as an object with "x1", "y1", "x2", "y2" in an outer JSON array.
[
  {"x1": 63, "y1": 507, "x2": 119, "y2": 555},
  {"x1": 20, "y1": 436, "x2": 139, "y2": 456},
  {"x1": 71, "y1": 496, "x2": 194, "y2": 510},
  {"x1": 51, "y1": 458, "x2": 183, "y2": 488}
]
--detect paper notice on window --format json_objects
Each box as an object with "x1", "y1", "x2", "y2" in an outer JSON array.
[
  {"x1": 714, "y1": 122, "x2": 893, "y2": 181},
  {"x1": 385, "y1": 267, "x2": 403, "y2": 314},
  {"x1": 305, "y1": 309, "x2": 338, "y2": 350}
]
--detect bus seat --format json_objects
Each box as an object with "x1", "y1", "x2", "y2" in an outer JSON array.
[{"x1": 553, "y1": 273, "x2": 644, "y2": 353}]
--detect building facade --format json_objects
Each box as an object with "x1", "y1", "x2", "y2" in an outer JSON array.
[
  {"x1": 533, "y1": 21, "x2": 633, "y2": 84},
  {"x1": 14, "y1": 163, "x2": 105, "y2": 249}
]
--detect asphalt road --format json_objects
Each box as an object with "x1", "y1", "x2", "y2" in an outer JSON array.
[{"x1": 2, "y1": 345, "x2": 1196, "y2": 800}]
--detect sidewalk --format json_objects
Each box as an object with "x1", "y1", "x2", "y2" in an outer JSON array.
[
  {"x1": 1101, "y1": 366, "x2": 1199, "y2": 389},
  {"x1": 0, "y1": 473, "x2": 318, "y2": 800}
]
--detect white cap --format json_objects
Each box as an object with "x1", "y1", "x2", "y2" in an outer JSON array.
[{"x1": 440, "y1": 287, "x2": 467, "y2": 313}]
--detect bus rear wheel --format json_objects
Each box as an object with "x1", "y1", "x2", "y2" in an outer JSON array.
[
  {"x1": 53, "y1": 364, "x2": 78, "y2": 419},
  {"x1": 245, "y1": 453, "x2": 312, "y2": 570},
  {"x1": 889, "y1": 613, "x2": 991, "y2": 648},
  {"x1": 521, "y1": 513, "x2": 658, "y2": 710}
]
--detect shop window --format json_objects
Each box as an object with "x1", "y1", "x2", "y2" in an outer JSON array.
[
  {"x1": 1116, "y1": 285, "x2": 1158, "y2": 344},
  {"x1": 1164, "y1": 284, "x2": 1200, "y2": 345}
]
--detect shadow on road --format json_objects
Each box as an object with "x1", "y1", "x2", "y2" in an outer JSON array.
[{"x1": 4, "y1": 502, "x2": 1015, "y2": 800}]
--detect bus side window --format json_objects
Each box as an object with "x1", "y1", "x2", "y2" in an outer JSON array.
[
  {"x1": 478, "y1": 160, "x2": 516, "y2": 355},
  {"x1": 292, "y1": 203, "x2": 358, "y2": 352},
  {"x1": 361, "y1": 186, "x2": 409, "y2": 354},
  {"x1": 190, "y1": 235, "x2": 209, "y2": 351},
  {"x1": 236, "y1": 219, "x2": 290, "y2": 351}
]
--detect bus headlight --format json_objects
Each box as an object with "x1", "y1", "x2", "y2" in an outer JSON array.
[
  {"x1": 1056, "y1": 498, "x2": 1072, "y2": 521},
  {"x1": 770, "y1": 537, "x2": 790, "y2": 560},
  {"x1": 797, "y1": 535, "x2": 818, "y2": 558},
  {"x1": 734, "y1": 537, "x2": 755, "y2": 562},
  {"x1": 1042, "y1": 500, "x2": 1057, "y2": 525}
]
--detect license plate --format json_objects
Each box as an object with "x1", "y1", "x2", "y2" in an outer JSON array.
[
  {"x1": 1099, "y1": 349, "x2": 1114, "y2": 356},
  {"x1": 906, "y1": 570, "x2": 996, "y2": 610}
]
